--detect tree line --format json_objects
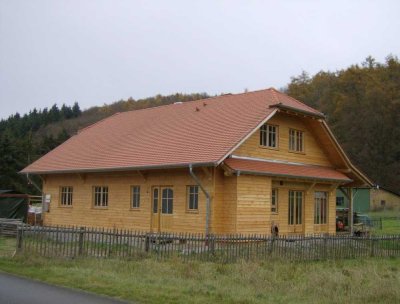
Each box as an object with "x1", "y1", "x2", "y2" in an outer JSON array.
[
  {"x1": 1, "y1": 57, "x2": 399, "y2": 194},
  {"x1": 286, "y1": 55, "x2": 400, "y2": 193},
  {"x1": 0, "y1": 94, "x2": 208, "y2": 193}
]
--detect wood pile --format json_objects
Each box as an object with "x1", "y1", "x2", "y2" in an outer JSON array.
[{"x1": 0, "y1": 218, "x2": 23, "y2": 236}]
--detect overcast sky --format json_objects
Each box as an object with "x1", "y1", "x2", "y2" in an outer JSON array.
[{"x1": 1, "y1": 0, "x2": 399, "y2": 119}]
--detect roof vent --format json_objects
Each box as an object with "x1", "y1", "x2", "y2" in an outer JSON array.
[{"x1": 174, "y1": 102, "x2": 183, "y2": 105}]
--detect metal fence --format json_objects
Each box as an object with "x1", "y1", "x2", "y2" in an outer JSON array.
[{"x1": 16, "y1": 226, "x2": 400, "y2": 262}]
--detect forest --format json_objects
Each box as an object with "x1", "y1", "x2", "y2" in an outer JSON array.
[
  {"x1": 0, "y1": 56, "x2": 399, "y2": 194},
  {"x1": 285, "y1": 55, "x2": 400, "y2": 193}
]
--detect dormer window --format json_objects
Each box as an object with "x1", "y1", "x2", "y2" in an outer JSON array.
[
  {"x1": 260, "y1": 124, "x2": 278, "y2": 148},
  {"x1": 289, "y1": 129, "x2": 304, "y2": 152}
]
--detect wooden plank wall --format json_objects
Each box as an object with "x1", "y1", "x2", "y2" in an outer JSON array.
[
  {"x1": 234, "y1": 112, "x2": 333, "y2": 167},
  {"x1": 42, "y1": 168, "x2": 211, "y2": 232},
  {"x1": 211, "y1": 168, "x2": 237, "y2": 234},
  {"x1": 236, "y1": 175, "x2": 271, "y2": 234},
  {"x1": 270, "y1": 180, "x2": 336, "y2": 235}
]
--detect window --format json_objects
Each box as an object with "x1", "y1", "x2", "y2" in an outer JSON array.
[
  {"x1": 381, "y1": 200, "x2": 386, "y2": 207},
  {"x1": 187, "y1": 186, "x2": 199, "y2": 211},
  {"x1": 153, "y1": 188, "x2": 159, "y2": 213},
  {"x1": 271, "y1": 188, "x2": 278, "y2": 213},
  {"x1": 93, "y1": 186, "x2": 108, "y2": 207},
  {"x1": 60, "y1": 187, "x2": 73, "y2": 206},
  {"x1": 260, "y1": 124, "x2": 278, "y2": 148},
  {"x1": 314, "y1": 192, "x2": 328, "y2": 224},
  {"x1": 162, "y1": 188, "x2": 173, "y2": 214},
  {"x1": 131, "y1": 186, "x2": 140, "y2": 208},
  {"x1": 288, "y1": 191, "x2": 303, "y2": 225},
  {"x1": 289, "y1": 129, "x2": 304, "y2": 152},
  {"x1": 336, "y1": 197, "x2": 344, "y2": 207}
]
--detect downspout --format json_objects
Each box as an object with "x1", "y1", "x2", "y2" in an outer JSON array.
[{"x1": 189, "y1": 164, "x2": 211, "y2": 237}]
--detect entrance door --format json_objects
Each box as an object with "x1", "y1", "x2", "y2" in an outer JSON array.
[
  {"x1": 314, "y1": 191, "x2": 328, "y2": 233},
  {"x1": 288, "y1": 190, "x2": 304, "y2": 233},
  {"x1": 151, "y1": 186, "x2": 174, "y2": 232}
]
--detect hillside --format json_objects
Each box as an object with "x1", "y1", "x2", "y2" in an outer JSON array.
[
  {"x1": 1, "y1": 56, "x2": 399, "y2": 194},
  {"x1": 286, "y1": 55, "x2": 400, "y2": 193},
  {"x1": 0, "y1": 93, "x2": 209, "y2": 193}
]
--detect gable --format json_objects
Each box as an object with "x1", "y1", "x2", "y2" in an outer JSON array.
[{"x1": 233, "y1": 112, "x2": 333, "y2": 167}]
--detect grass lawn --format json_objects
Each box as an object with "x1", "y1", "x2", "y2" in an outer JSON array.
[
  {"x1": 0, "y1": 236, "x2": 16, "y2": 257},
  {"x1": 369, "y1": 210, "x2": 400, "y2": 235},
  {"x1": 0, "y1": 255, "x2": 399, "y2": 304}
]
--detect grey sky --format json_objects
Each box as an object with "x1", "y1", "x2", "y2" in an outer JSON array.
[{"x1": 1, "y1": 0, "x2": 399, "y2": 119}]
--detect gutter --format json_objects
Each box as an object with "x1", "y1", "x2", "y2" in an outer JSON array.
[
  {"x1": 233, "y1": 169, "x2": 352, "y2": 184},
  {"x1": 189, "y1": 164, "x2": 211, "y2": 237},
  {"x1": 20, "y1": 161, "x2": 217, "y2": 175}
]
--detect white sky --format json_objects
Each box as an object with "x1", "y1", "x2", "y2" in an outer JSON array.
[{"x1": 1, "y1": 0, "x2": 399, "y2": 119}]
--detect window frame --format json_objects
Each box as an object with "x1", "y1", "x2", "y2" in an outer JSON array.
[
  {"x1": 289, "y1": 128, "x2": 305, "y2": 153},
  {"x1": 260, "y1": 124, "x2": 279, "y2": 149},
  {"x1": 186, "y1": 185, "x2": 199, "y2": 213},
  {"x1": 93, "y1": 186, "x2": 109, "y2": 208},
  {"x1": 271, "y1": 188, "x2": 278, "y2": 213},
  {"x1": 288, "y1": 190, "x2": 303, "y2": 225},
  {"x1": 314, "y1": 191, "x2": 328, "y2": 225},
  {"x1": 131, "y1": 185, "x2": 141, "y2": 210},
  {"x1": 161, "y1": 187, "x2": 173, "y2": 214},
  {"x1": 60, "y1": 186, "x2": 73, "y2": 207}
]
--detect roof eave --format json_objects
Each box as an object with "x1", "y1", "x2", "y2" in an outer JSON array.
[
  {"x1": 20, "y1": 161, "x2": 218, "y2": 175},
  {"x1": 231, "y1": 169, "x2": 352, "y2": 184},
  {"x1": 269, "y1": 103, "x2": 325, "y2": 119}
]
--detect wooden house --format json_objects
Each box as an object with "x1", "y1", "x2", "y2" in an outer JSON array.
[{"x1": 21, "y1": 89, "x2": 372, "y2": 235}]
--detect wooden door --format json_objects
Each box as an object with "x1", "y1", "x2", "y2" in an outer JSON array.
[
  {"x1": 288, "y1": 190, "x2": 304, "y2": 234},
  {"x1": 314, "y1": 191, "x2": 328, "y2": 233},
  {"x1": 151, "y1": 186, "x2": 174, "y2": 232},
  {"x1": 151, "y1": 187, "x2": 160, "y2": 232}
]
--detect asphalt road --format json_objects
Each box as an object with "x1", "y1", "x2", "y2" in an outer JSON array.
[{"x1": 0, "y1": 272, "x2": 129, "y2": 304}]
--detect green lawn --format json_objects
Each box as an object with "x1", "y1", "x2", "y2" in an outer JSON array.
[
  {"x1": 0, "y1": 255, "x2": 399, "y2": 304},
  {"x1": 368, "y1": 210, "x2": 400, "y2": 235},
  {"x1": 0, "y1": 236, "x2": 16, "y2": 257}
]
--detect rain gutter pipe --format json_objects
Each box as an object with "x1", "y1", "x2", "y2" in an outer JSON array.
[{"x1": 189, "y1": 164, "x2": 211, "y2": 237}]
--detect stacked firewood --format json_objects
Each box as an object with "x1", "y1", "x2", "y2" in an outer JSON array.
[{"x1": 0, "y1": 218, "x2": 23, "y2": 236}]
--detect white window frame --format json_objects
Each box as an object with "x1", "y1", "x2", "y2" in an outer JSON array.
[
  {"x1": 314, "y1": 192, "x2": 328, "y2": 224},
  {"x1": 187, "y1": 185, "x2": 199, "y2": 212},
  {"x1": 289, "y1": 129, "x2": 304, "y2": 152},
  {"x1": 60, "y1": 186, "x2": 73, "y2": 206},
  {"x1": 260, "y1": 124, "x2": 278, "y2": 148},
  {"x1": 271, "y1": 188, "x2": 278, "y2": 213},
  {"x1": 93, "y1": 186, "x2": 108, "y2": 207},
  {"x1": 131, "y1": 186, "x2": 141, "y2": 209}
]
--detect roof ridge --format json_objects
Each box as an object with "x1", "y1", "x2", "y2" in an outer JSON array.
[
  {"x1": 115, "y1": 88, "x2": 275, "y2": 116},
  {"x1": 77, "y1": 112, "x2": 122, "y2": 134}
]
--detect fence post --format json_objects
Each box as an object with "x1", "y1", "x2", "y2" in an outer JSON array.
[
  {"x1": 370, "y1": 237, "x2": 376, "y2": 257},
  {"x1": 16, "y1": 226, "x2": 23, "y2": 253},
  {"x1": 78, "y1": 226, "x2": 85, "y2": 256},
  {"x1": 209, "y1": 234, "x2": 215, "y2": 256},
  {"x1": 0, "y1": 222, "x2": 3, "y2": 236},
  {"x1": 323, "y1": 235, "x2": 328, "y2": 260},
  {"x1": 145, "y1": 233, "x2": 150, "y2": 253},
  {"x1": 269, "y1": 235, "x2": 276, "y2": 256}
]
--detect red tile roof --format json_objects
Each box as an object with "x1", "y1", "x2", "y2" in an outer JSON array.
[
  {"x1": 22, "y1": 89, "x2": 324, "y2": 174},
  {"x1": 224, "y1": 157, "x2": 352, "y2": 183}
]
